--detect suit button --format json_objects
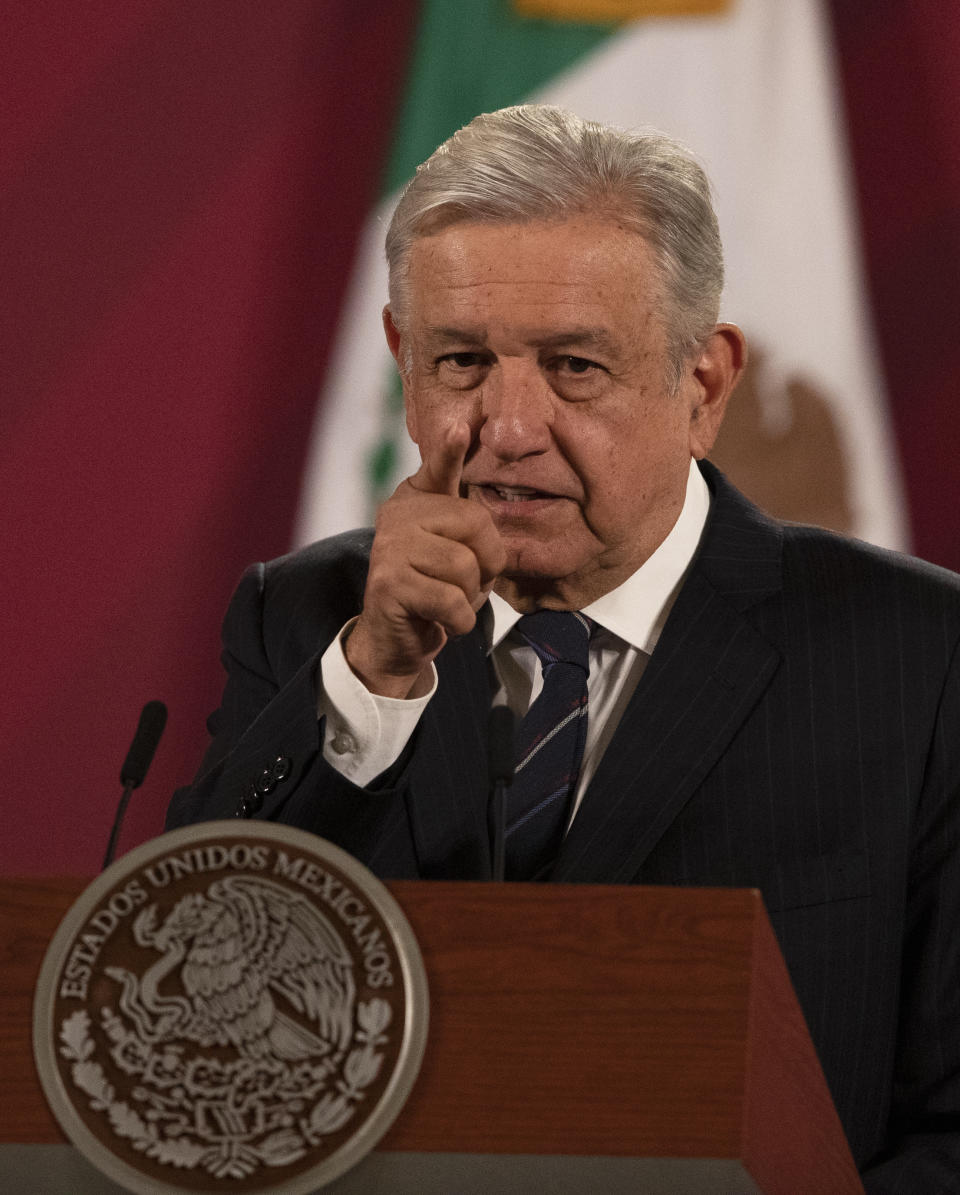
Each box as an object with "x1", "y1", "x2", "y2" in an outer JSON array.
[
  {"x1": 255, "y1": 769, "x2": 276, "y2": 796},
  {"x1": 236, "y1": 787, "x2": 262, "y2": 818},
  {"x1": 272, "y1": 756, "x2": 291, "y2": 782}
]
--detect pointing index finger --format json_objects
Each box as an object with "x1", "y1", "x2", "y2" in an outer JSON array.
[{"x1": 409, "y1": 420, "x2": 470, "y2": 498}]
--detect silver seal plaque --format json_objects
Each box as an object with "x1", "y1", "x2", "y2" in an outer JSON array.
[{"x1": 33, "y1": 822, "x2": 428, "y2": 1193}]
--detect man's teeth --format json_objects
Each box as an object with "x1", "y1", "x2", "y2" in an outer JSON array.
[{"x1": 493, "y1": 486, "x2": 541, "y2": 501}]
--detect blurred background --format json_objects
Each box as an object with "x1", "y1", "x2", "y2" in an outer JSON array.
[{"x1": 4, "y1": 0, "x2": 959, "y2": 874}]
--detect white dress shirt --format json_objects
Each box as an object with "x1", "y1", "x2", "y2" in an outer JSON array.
[{"x1": 318, "y1": 458, "x2": 711, "y2": 813}]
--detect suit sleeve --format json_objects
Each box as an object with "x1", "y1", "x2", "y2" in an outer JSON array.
[
  {"x1": 862, "y1": 632, "x2": 960, "y2": 1191},
  {"x1": 164, "y1": 561, "x2": 421, "y2": 878}
]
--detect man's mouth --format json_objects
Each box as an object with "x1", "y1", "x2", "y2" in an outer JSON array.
[
  {"x1": 469, "y1": 482, "x2": 567, "y2": 514},
  {"x1": 485, "y1": 485, "x2": 545, "y2": 503}
]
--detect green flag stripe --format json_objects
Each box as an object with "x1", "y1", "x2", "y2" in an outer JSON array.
[{"x1": 381, "y1": 0, "x2": 616, "y2": 197}]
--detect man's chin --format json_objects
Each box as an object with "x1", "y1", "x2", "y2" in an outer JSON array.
[
  {"x1": 497, "y1": 545, "x2": 582, "y2": 593},
  {"x1": 500, "y1": 540, "x2": 564, "y2": 578}
]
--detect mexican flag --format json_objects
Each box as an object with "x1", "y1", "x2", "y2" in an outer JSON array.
[{"x1": 293, "y1": 0, "x2": 906, "y2": 553}]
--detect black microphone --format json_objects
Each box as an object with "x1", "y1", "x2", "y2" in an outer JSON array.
[
  {"x1": 487, "y1": 705, "x2": 515, "y2": 882},
  {"x1": 103, "y1": 700, "x2": 168, "y2": 870}
]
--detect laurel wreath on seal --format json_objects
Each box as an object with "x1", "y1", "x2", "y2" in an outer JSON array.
[{"x1": 59, "y1": 998, "x2": 393, "y2": 1180}]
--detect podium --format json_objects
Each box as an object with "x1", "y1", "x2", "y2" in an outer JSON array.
[{"x1": 2, "y1": 877, "x2": 862, "y2": 1192}]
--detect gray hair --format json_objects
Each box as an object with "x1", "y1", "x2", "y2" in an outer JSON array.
[{"x1": 385, "y1": 104, "x2": 724, "y2": 389}]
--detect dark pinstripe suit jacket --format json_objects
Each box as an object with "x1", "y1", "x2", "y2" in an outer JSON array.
[{"x1": 167, "y1": 462, "x2": 960, "y2": 1190}]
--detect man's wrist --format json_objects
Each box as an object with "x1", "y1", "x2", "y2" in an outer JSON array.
[
  {"x1": 343, "y1": 619, "x2": 434, "y2": 700},
  {"x1": 317, "y1": 619, "x2": 436, "y2": 786}
]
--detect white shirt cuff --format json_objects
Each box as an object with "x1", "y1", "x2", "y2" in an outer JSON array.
[{"x1": 317, "y1": 618, "x2": 437, "y2": 787}]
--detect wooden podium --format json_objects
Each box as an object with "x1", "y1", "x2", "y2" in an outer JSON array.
[{"x1": 2, "y1": 877, "x2": 863, "y2": 1193}]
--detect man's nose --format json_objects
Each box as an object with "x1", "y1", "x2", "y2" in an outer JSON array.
[{"x1": 477, "y1": 362, "x2": 551, "y2": 460}]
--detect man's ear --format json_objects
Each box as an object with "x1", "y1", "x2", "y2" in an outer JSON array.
[
  {"x1": 382, "y1": 306, "x2": 418, "y2": 443},
  {"x1": 688, "y1": 323, "x2": 747, "y2": 459},
  {"x1": 382, "y1": 305, "x2": 404, "y2": 366}
]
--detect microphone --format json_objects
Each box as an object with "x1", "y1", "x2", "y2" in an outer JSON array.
[
  {"x1": 103, "y1": 700, "x2": 168, "y2": 870},
  {"x1": 487, "y1": 705, "x2": 515, "y2": 882}
]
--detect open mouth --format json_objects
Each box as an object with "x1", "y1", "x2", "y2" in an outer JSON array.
[
  {"x1": 472, "y1": 483, "x2": 562, "y2": 504},
  {"x1": 485, "y1": 485, "x2": 546, "y2": 503}
]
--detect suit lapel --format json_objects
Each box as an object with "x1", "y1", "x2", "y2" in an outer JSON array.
[
  {"x1": 554, "y1": 465, "x2": 784, "y2": 883},
  {"x1": 405, "y1": 625, "x2": 493, "y2": 879}
]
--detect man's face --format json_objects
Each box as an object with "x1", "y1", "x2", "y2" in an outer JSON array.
[{"x1": 387, "y1": 215, "x2": 731, "y2": 608}]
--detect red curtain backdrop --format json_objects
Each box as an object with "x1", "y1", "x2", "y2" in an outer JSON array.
[
  {"x1": 826, "y1": 1, "x2": 960, "y2": 575},
  {"x1": 3, "y1": 2, "x2": 417, "y2": 873},
  {"x1": 3, "y1": 2, "x2": 958, "y2": 874}
]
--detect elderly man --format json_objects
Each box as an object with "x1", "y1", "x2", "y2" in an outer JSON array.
[{"x1": 168, "y1": 106, "x2": 960, "y2": 1188}]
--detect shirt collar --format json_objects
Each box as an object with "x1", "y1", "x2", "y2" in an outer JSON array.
[{"x1": 485, "y1": 457, "x2": 710, "y2": 655}]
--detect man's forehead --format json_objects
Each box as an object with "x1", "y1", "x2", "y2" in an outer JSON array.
[
  {"x1": 396, "y1": 215, "x2": 667, "y2": 355},
  {"x1": 404, "y1": 217, "x2": 662, "y2": 304},
  {"x1": 408, "y1": 214, "x2": 655, "y2": 270}
]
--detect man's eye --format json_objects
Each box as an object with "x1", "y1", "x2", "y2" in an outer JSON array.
[
  {"x1": 441, "y1": 353, "x2": 484, "y2": 369},
  {"x1": 558, "y1": 356, "x2": 601, "y2": 375}
]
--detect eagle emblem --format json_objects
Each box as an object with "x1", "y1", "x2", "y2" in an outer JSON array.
[
  {"x1": 38, "y1": 825, "x2": 427, "y2": 1192},
  {"x1": 107, "y1": 875, "x2": 356, "y2": 1067},
  {"x1": 53, "y1": 863, "x2": 403, "y2": 1184}
]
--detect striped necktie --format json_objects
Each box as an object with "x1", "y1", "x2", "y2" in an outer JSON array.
[{"x1": 505, "y1": 609, "x2": 592, "y2": 880}]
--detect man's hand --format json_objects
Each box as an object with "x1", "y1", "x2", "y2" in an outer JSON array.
[{"x1": 344, "y1": 422, "x2": 506, "y2": 698}]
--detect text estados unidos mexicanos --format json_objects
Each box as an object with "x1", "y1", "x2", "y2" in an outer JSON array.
[{"x1": 58, "y1": 843, "x2": 395, "y2": 1000}]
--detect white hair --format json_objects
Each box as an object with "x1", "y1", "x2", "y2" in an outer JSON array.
[{"x1": 385, "y1": 104, "x2": 724, "y2": 389}]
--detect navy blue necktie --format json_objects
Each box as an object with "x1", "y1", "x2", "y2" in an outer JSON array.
[{"x1": 505, "y1": 610, "x2": 592, "y2": 880}]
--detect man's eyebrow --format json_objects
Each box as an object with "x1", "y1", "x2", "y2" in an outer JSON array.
[
  {"x1": 422, "y1": 325, "x2": 488, "y2": 345},
  {"x1": 421, "y1": 326, "x2": 618, "y2": 350},
  {"x1": 529, "y1": 328, "x2": 617, "y2": 351}
]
